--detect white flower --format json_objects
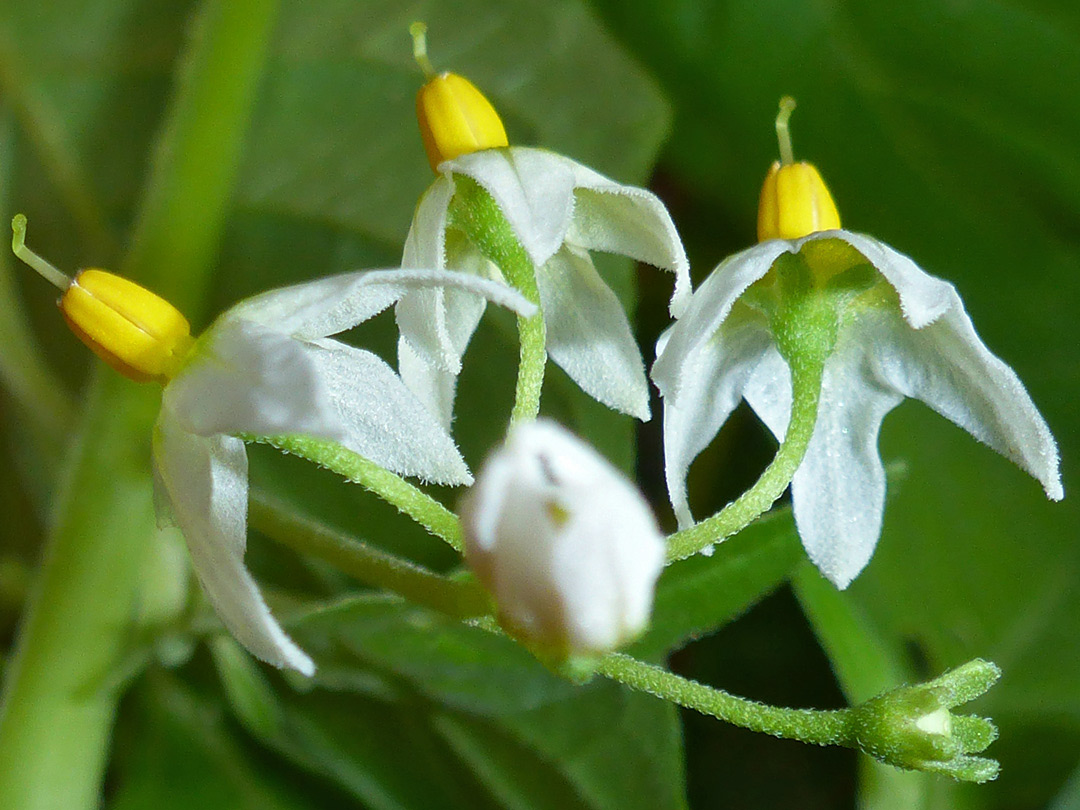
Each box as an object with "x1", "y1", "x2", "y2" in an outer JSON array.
[
  {"x1": 153, "y1": 270, "x2": 535, "y2": 675},
  {"x1": 461, "y1": 420, "x2": 665, "y2": 657},
  {"x1": 395, "y1": 147, "x2": 690, "y2": 427},
  {"x1": 652, "y1": 230, "x2": 1063, "y2": 589}
]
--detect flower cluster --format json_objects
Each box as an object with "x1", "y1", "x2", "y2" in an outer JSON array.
[{"x1": 7, "y1": 30, "x2": 1064, "y2": 787}]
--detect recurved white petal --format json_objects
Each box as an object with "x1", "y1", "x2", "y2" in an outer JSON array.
[
  {"x1": 652, "y1": 240, "x2": 789, "y2": 396},
  {"x1": 874, "y1": 296, "x2": 1063, "y2": 501},
  {"x1": 443, "y1": 147, "x2": 577, "y2": 269},
  {"x1": 537, "y1": 245, "x2": 650, "y2": 420},
  {"x1": 565, "y1": 161, "x2": 691, "y2": 317},
  {"x1": 152, "y1": 407, "x2": 314, "y2": 675},
  {"x1": 167, "y1": 318, "x2": 344, "y2": 441},
  {"x1": 230, "y1": 269, "x2": 534, "y2": 341},
  {"x1": 657, "y1": 310, "x2": 773, "y2": 528},
  {"x1": 398, "y1": 336, "x2": 459, "y2": 430},
  {"x1": 826, "y1": 231, "x2": 955, "y2": 329},
  {"x1": 395, "y1": 235, "x2": 496, "y2": 373},
  {"x1": 306, "y1": 338, "x2": 472, "y2": 485},
  {"x1": 224, "y1": 272, "x2": 404, "y2": 337},
  {"x1": 402, "y1": 177, "x2": 455, "y2": 270},
  {"x1": 745, "y1": 328, "x2": 905, "y2": 589}
]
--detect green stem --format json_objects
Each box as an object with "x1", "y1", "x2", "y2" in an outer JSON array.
[
  {"x1": 249, "y1": 495, "x2": 488, "y2": 619},
  {"x1": 451, "y1": 175, "x2": 546, "y2": 423},
  {"x1": 247, "y1": 433, "x2": 464, "y2": 552},
  {"x1": 0, "y1": 376, "x2": 160, "y2": 810},
  {"x1": 665, "y1": 351, "x2": 823, "y2": 562},
  {"x1": 597, "y1": 653, "x2": 852, "y2": 746},
  {"x1": 0, "y1": 3, "x2": 279, "y2": 808}
]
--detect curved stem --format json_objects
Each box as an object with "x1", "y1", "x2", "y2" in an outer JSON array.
[
  {"x1": 665, "y1": 352, "x2": 823, "y2": 562},
  {"x1": 249, "y1": 495, "x2": 487, "y2": 619},
  {"x1": 246, "y1": 433, "x2": 464, "y2": 552},
  {"x1": 450, "y1": 174, "x2": 547, "y2": 423},
  {"x1": 597, "y1": 653, "x2": 852, "y2": 746},
  {"x1": 509, "y1": 296, "x2": 546, "y2": 423}
]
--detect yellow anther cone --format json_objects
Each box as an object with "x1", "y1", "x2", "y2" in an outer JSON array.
[
  {"x1": 60, "y1": 270, "x2": 193, "y2": 383},
  {"x1": 411, "y1": 23, "x2": 507, "y2": 172},
  {"x1": 757, "y1": 161, "x2": 841, "y2": 241},
  {"x1": 757, "y1": 97, "x2": 841, "y2": 242}
]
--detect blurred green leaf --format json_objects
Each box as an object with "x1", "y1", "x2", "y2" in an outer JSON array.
[
  {"x1": 214, "y1": 597, "x2": 687, "y2": 809},
  {"x1": 109, "y1": 676, "x2": 326, "y2": 810},
  {"x1": 295, "y1": 595, "x2": 576, "y2": 714},
  {"x1": 631, "y1": 506, "x2": 802, "y2": 660}
]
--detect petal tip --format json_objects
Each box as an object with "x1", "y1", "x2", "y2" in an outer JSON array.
[
  {"x1": 1046, "y1": 478, "x2": 1065, "y2": 502},
  {"x1": 288, "y1": 650, "x2": 316, "y2": 677}
]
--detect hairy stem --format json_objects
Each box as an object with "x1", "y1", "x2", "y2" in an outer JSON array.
[
  {"x1": 451, "y1": 175, "x2": 546, "y2": 423},
  {"x1": 598, "y1": 653, "x2": 852, "y2": 745},
  {"x1": 249, "y1": 495, "x2": 487, "y2": 619},
  {"x1": 665, "y1": 353, "x2": 823, "y2": 562},
  {"x1": 247, "y1": 433, "x2": 464, "y2": 552}
]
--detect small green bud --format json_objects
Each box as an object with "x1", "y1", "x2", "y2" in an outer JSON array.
[{"x1": 848, "y1": 659, "x2": 1002, "y2": 783}]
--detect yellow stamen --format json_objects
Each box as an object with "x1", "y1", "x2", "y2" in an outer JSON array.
[
  {"x1": 757, "y1": 98, "x2": 841, "y2": 242},
  {"x1": 412, "y1": 24, "x2": 508, "y2": 173},
  {"x1": 11, "y1": 216, "x2": 194, "y2": 383}
]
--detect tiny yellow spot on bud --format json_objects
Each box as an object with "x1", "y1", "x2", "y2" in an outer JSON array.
[
  {"x1": 60, "y1": 270, "x2": 193, "y2": 383},
  {"x1": 411, "y1": 23, "x2": 507, "y2": 172},
  {"x1": 757, "y1": 97, "x2": 842, "y2": 242}
]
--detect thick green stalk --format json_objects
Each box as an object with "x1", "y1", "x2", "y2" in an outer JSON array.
[
  {"x1": 0, "y1": 375, "x2": 158, "y2": 810},
  {"x1": 248, "y1": 434, "x2": 464, "y2": 552},
  {"x1": 0, "y1": 3, "x2": 279, "y2": 808},
  {"x1": 451, "y1": 175, "x2": 546, "y2": 423},
  {"x1": 597, "y1": 653, "x2": 852, "y2": 745},
  {"x1": 249, "y1": 495, "x2": 488, "y2": 619},
  {"x1": 666, "y1": 353, "x2": 823, "y2": 561}
]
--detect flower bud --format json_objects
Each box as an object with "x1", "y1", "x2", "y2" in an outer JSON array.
[
  {"x1": 461, "y1": 421, "x2": 664, "y2": 660},
  {"x1": 757, "y1": 160, "x2": 841, "y2": 242},
  {"x1": 60, "y1": 269, "x2": 193, "y2": 383},
  {"x1": 848, "y1": 659, "x2": 1001, "y2": 783},
  {"x1": 416, "y1": 72, "x2": 508, "y2": 173}
]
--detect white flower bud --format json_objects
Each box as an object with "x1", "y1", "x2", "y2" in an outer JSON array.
[{"x1": 462, "y1": 420, "x2": 665, "y2": 658}]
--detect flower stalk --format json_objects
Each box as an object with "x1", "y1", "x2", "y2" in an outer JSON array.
[
  {"x1": 666, "y1": 252, "x2": 836, "y2": 562},
  {"x1": 450, "y1": 174, "x2": 547, "y2": 423},
  {"x1": 665, "y1": 351, "x2": 823, "y2": 561},
  {"x1": 246, "y1": 433, "x2": 465, "y2": 552},
  {"x1": 249, "y1": 495, "x2": 488, "y2": 619}
]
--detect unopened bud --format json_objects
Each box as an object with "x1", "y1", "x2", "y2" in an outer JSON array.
[
  {"x1": 411, "y1": 22, "x2": 508, "y2": 172},
  {"x1": 461, "y1": 421, "x2": 664, "y2": 662},
  {"x1": 848, "y1": 659, "x2": 1002, "y2": 783},
  {"x1": 757, "y1": 97, "x2": 841, "y2": 241}
]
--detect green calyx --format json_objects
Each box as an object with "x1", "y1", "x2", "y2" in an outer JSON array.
[{"x1": 847, "y1": 659, "x2": 1002, "y2": 783}]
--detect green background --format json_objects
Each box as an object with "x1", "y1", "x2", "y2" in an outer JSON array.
[{"x1": 0, "y1": 0, "x2": 1075, "y2": 808}]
